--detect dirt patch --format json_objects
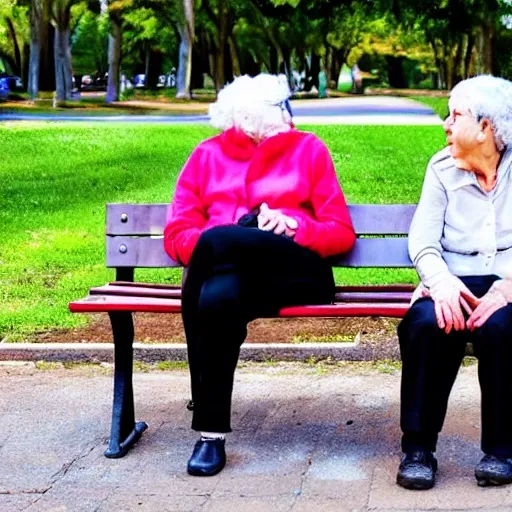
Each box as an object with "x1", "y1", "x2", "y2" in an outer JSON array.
[{"x1": 29, "y1": 314, "x2": 400, "y2": 344}]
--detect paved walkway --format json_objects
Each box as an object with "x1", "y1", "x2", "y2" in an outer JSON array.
[
  {"x1": 1, "y1": 362, "x2": 510, "y2": 511},
  {"x1": 0, "y1": 97, "x2": 442, "y2": 125}
]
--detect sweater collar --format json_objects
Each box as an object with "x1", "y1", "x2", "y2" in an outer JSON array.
[{"x1": 220, "y1": 127, "x2": 303, "y2": 161}]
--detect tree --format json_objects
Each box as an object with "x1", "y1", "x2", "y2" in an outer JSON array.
[
  {"x1": 27, "y1": 0, "x2": 42, "y2": 97},
  {"x1": 52, "y1": 0, "x2": 78, "y2": 102},
  {"x1": 105, "y1": 0, "x2": 126, "y2": 102},
  {"x1": 0, "y1": 0, "x2": 29, "y2": 83},
  {"x1": 71, "y1": 8, "x2": 109, "y2": 77},
  {"x1": 175, "y1": 0, "x2": 194, "y2": 98}
]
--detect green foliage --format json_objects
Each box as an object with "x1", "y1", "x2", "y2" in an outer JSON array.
[
  {"x1": 0, "y1": 122, "x2": 446, "y2": 341},
  {"x1": 0, "y1": 0, "x2": 28, "y2": 75},
  {"x1": 348, "y1": 12, "x2": 436, "y2": 83},
  {"x1": 71, "y1": 10, "x2": 110, "y2": 75},
  {"x1": 121, "y1": 3, "x2": 179, "y2": 76}
]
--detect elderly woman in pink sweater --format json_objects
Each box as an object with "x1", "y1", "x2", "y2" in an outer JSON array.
[{"x1": 164, "y1": 74, "x2": 355, "y2": 476}]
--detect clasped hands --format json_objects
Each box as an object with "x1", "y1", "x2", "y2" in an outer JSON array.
[
  {"x1": 257, "y1": 203, "x2": 298, "y2": 238},
  {"x1": 423, "y1": 273, "x2": 512, "y2": 334}
]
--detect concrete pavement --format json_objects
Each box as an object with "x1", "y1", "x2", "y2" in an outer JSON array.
[{"x1": 1, "y1": 362, "x2": 510, "y2": 511}]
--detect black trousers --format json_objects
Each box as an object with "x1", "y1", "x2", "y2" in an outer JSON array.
[
  {"x1": 182, "y1": 225, "x2": 335, "y2": 432},
  {"x1": 399, "y1": 275, "x2": 512, "y2": 457}
]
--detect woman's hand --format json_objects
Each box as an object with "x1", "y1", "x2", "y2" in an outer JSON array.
[
  {"x1": 257, "y1": 203, "x2": 298, "y2": 238},
  {"x1": 465, "y1": 279, "x2": 512, "y2": 331},
  {"x1": 422, "y1": 274, "x2": 477, "y2": 334}
]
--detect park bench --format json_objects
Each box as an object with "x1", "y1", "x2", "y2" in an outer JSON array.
[{"x1": 69, "y1": 203, "x2": 417, "y2": 458}]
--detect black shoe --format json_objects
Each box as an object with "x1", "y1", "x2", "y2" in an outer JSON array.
[
  {"x1": 475, "y1": 454, "x2": 512, "y2": 487},
  {"x1": 187, "y1": 438, "x2": 226, "y2": 477},
  {"x1": 396, "y1": 450, "x2": 438, "y2": 490}
]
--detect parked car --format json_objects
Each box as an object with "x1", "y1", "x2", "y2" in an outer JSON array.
[
  {"x1": 0, "y1": 78, "x2": 9, "y2": 99},
  {"x1": 80, "y1": 73, "x2": 108, "y2": 91},
  {"x1": 133, "y1": 74, "x2": 146, "y2": 88},
  {"x1": 0, "y1": 73, "x2": 23, "y2": 93}
]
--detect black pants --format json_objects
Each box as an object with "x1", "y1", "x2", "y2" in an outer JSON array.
[
  {"x1": 399, "y1": 274, "x2": 512, "y2": 457},
  {"x1": 182, "y1": 225, "x2": 335, "y2": 432}
]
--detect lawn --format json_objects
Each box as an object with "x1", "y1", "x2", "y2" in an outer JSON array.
[
  {"x1": 411, "y1": 96, "x2": 449, "y2": 119},
  {"x1": 0, "y1": 123, "x2": 446, "y2": 341}
]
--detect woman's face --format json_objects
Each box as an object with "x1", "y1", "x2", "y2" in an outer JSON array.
[{"x1": 443, "y1": 107, "x2": 482, "y2": 160}]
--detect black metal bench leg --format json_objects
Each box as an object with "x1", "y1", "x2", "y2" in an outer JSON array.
[{"x1": 104, "y1": 311, "x2": 148, "y2": 458}]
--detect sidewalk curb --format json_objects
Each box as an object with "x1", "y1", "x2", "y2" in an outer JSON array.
[{"x1": 0, "y1": 340, "x2": 401, "y2": 363}]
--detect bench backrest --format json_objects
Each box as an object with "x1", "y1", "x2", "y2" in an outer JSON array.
[{"x1": 106, "y1": 203, "x2": 416, "y2": 269}]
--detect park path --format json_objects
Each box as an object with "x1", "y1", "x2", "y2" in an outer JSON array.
[
  {"x1": 0, "y1": 362, "x2": 508, "y2": 512},
  {"x1": 0, "y1": 96, "x2": 442, "y2": 125}
]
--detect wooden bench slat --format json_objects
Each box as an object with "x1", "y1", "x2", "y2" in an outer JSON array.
[
  {"x1": 106, "y1": 281, "x2": 416, "y2": 293},
  {"x1": 106, "y1": 236, "x2": 413, "y2": 268},
  {"x1": 106, "y1": 203, "x2": 416, "y2": 236},
  {"x1": 90, "y1": 285, "x2": 182, "y2": 299},
  {"x1": 69, "y1": 294, "x2": 408, "y2": 318},
  {"x1": 330, "y1": 238, "x2": 412, "y2": 267},
  {"x1": 88, "y1": 284, "x2": 411, "y2": 303}
]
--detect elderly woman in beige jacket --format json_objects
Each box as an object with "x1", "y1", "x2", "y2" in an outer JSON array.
[{"x1": 397, "y1": 75, "x2": 512, "y2": 491}]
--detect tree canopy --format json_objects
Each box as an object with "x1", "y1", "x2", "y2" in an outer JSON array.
[{"x1": 1, "y1": 0, "x2": 512, "y2": 101}]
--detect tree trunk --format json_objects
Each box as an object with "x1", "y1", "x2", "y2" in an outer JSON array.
[
  {"x1": 228, "y1": 36, "x2": 240, "y2": 77},
  {"x1": 269, "y1": 45, "x2": 278, "y2": 74},
  {"x1": 147, "y1": 49, "x2": 162, "y2": 90},
  {"x1": 482, "y1": 22, "x2": 495, "y2": 74},
  {"x1": 386, "y1": 55, "x2": 407, "y2": 88},
  {"x1": 464, "y1": 32, "x2": 474, "y2": 79},
  {"x1": 176, "y1": 0, "x2": 194, "y2": 98},
  {"x1": 191, "y1": 36, "x2": 207, "y2": 89},
  {"x1": 22, "y1": 43, "x2": 30, "y2": 90},
  {"x1": 39, "y1": 22, "x2": 55, "y2": 91},
  {"x1": 266, "y1": 28, "x2": 284, "y2": 75},
  {"x1": 214, "y1": 0, "x2": 227, "y2": 92},
  {"x1": 282, "y1": 46, "x2": 291, "y2": 84},
  {"x1": 310, "y1": 53, "x2": 320, "y2": 89},
  {"x1": 28, "y1": 0, "x2": 43, "y2": 99},
  {"x1": 54, "y1": 27, "x2": 72, "y2": 103},
  {"x1": 105, "y1": 17, "x2": 122, "y2": 103},
  {"x1": 176, "y1": 25, "x2": 193, "y2": 98},
  {"x1": 329, "y1": 48, "x2": 343, "y2": 87},
  {"x1": 452, "y1": 37, "x2": 464, "y2": 86},
  {"x1": 40, "y1": 0, "x2": 55, "y2": 91},
  {"x1": 144, "y1": 43, "x2": 150, "y2": 87},
  {"x1": 6, "y1": 18, "x2": 22, "y2": 76}
]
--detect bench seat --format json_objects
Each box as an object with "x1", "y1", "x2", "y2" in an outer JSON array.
[{"x1": 70, "y1": 282, "x2": 414, "y2": 317}]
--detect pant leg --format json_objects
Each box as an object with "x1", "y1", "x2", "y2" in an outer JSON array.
[
  {"x1": 182, "y1": 225, "x2": 335, "y2": 432},
  {"x1": 472, "y1": 303, "x2": 512, "y2": 458},
  {"x1": 191, "y1": 272, "x2": 248, "y2": 432},
  {"x1": 399, "y1": 298, "x2": 468, "y2": 452}
]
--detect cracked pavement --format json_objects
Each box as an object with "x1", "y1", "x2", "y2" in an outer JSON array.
[{"x1": 0, "y1": 362, "x2": 511, "y2": 511}]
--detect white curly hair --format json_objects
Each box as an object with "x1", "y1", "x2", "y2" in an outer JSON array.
[
  {"x1": 449, "y1": 75, "x2": 512, "y2": 151},
  {"x1": 208, "y1": 73, "x2": 293, "y2": 140}
]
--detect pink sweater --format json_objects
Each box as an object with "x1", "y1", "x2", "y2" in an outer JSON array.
[{"x1": 164, "y1": 127, "x2": 355, "y2": 265}]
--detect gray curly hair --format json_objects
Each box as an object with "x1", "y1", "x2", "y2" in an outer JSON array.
[
  {"x1": 449, "y1": 75, "x2": 512, "y2": 151},
  {"x1": 208, "y1": 73, "x2": 292, "y2": 140}
]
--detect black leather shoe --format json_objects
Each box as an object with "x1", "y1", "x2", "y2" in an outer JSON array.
[
  {"x1": 396, "y1": 451, "x2": 438, "y2": 490},
  {"x1": 475, "y1": 454, "x2": 512, "y2": 487},
  {"x1": 187, "y1": 438, "x2": 226, "y2": 477}
]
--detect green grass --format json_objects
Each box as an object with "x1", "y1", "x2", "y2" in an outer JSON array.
[
  {"x1": 410, "y1": 96, "x2": 449, "y2": 119},
  {"x1": 0, "y1": 123, "x2": 446, "y2": 341}
]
